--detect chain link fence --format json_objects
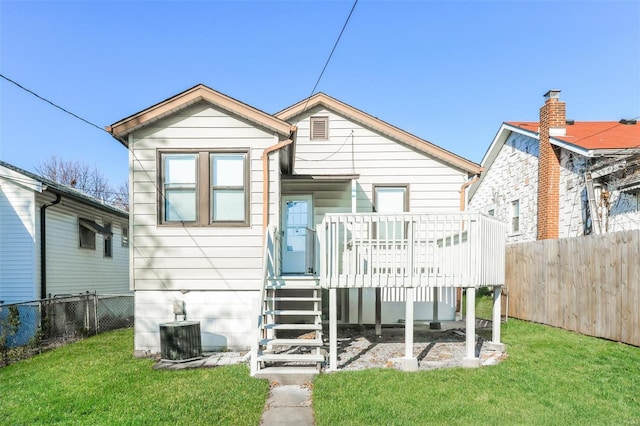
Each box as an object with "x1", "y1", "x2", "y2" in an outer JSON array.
[{"x1": 1, "y1": 293, "x2": 133, "y2": 366}]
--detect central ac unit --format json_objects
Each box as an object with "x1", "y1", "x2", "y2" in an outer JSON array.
[{"x1": 159, "y1": 321, "x2": 202, "y2": 361}]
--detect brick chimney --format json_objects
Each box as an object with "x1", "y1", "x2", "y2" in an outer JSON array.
[{"x1": 537, "y1": 89, "x2": 565, "y2": 240}]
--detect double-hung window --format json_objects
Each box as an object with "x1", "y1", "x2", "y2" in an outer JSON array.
[
  {"x1": 160, "y1": 150, "x2": 249, "y2": 226},
  {"x1": 163, "y1": 154, "x2": 197, "y2": 222},
  {"x1": 211, "y1": 153, "x2": 246, "y2": 222}
]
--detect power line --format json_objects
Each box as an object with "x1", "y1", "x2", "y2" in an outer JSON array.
[
  {"x1": 300, "y1": 0, "x2": 358, "y2": 114},
  {"x1": 0, "y1": 73, "x2": 108, "y2": 133}
]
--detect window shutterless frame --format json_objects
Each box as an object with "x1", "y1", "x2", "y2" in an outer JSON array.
[
  {"x1": 157, "y1": 149, "x2": 250, "y2": 227},
  {"x1": 372, "y1": 184, "x2": 410, "y2": 239}
]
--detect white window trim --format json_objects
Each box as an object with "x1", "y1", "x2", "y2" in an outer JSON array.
[{"x1": 510, "y1": 198, "x2": 521, "y2": 235}]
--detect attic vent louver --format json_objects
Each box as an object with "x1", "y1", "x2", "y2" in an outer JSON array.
[
  {"x1": 619, "y1": 119, "x2": 637, "y2": 125},
  {"x1": 310, "y1": 116, "x2": 328, "y2": 140}
]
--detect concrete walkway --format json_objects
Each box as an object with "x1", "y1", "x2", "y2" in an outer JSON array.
[{"x1": 260, "y1": 385, "x2": 314, "y2": 426}]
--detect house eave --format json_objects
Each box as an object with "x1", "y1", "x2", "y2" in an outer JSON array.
[{"x1": 107, "y1": 84, "x2": 296, "y2": 147}]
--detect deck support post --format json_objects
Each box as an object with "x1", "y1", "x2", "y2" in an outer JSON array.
[
  {"x1": 375, "y1": 288, "x2": 382, "y2": 336},
  {"x1": 329, "y1": 288, "x2": 338, "y2": 371},
  {"x1": 430, "y1": 287, "x2": 441, "y2": 329},
  {"x1": 488, "y1": 285, "x2": 506, "y2": 351},
  {"x1": 402, "y1": 287, "x2": 418, "y2": 371},
  {"x1": 462, "y1": 287, "x2": 480, "y2": 368},
  {"x1": 357, "y1": 289, "x2": 363, "y2": 325}
]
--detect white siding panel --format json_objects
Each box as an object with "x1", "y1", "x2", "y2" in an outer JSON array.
[
  {"x1": 134, "y1": 290, "x2": 257, "y2": 352},
  {"x1": 39, "y1": 194, "x2": 129, "y2": 296},
  {"x1": 290, "y1": 108, "x2": 467, "y2": 215},
  {"x1": 0, "y1": 177, "x2": 37, "y2": 304},
  {"x1": 130, "y1": 102, "x2": 281, "y2": 292}
]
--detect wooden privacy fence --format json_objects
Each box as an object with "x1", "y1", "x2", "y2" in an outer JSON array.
[{"x1": 506, "y1": 230, "x2": 640, "y2": 347}]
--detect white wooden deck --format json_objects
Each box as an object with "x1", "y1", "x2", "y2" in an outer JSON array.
[
  {"x1": 253, "y1": 213, "x2": 507, "y2": 375},
  {"x1": 318, "y1": 212, "x2": 506, "y2": 289}
]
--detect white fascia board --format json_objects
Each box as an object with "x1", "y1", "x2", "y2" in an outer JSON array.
[{"x1": 469, "y1": 124, "x2": 515, "y2": 201}]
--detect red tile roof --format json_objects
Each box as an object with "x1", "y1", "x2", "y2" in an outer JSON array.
[{"x1": 506, "y1": 121, "x2": 640, "y2": 151}]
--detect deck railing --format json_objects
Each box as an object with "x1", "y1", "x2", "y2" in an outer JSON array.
[{"x1": 318, "y1": 212, "x2": 506, "y2": 289}]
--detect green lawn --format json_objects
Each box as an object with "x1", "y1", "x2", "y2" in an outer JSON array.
[
  {"x1": 0, "y1": 328, "x2": 268, "y2": 425},
  {"x1": 4, "y1": 313, "x2": 640, "y2": 425},
  {"x1": 313, "y1": 318, "x2": 640, "y2": 425}
]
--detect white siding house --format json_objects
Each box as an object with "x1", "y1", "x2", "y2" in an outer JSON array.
[
  {"x1": 0, "y1": 161, "x2": 129, "y2": 305},
  {"x1": 469, "y1": 90, "x2": 640, "y2": 241},
  {"x1": 108, "y1": 85, "x2": 505, "y2": 372}
]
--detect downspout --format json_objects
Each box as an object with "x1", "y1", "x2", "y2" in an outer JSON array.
[
  {"x1": 456, "y1": 175, "x2": 480, "y2": 318},
  {"x1": 40, "y1": 192, "x2": 62, "y2": 299},
  {"x1": 261, "y1": 137, "x2": 294, "y2": 241},
  {"x1": 459, "y1": 175, "x2": 480, "y2": 211}
]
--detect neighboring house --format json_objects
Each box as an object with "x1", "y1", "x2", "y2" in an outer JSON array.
[
  {"x1": 0, "y1": 161, "x2": 130, "y2": 305},
  {"x1": 107, "y1": 84, "x2": 506, "y2": 372},
  {"x1": 469, "y1": 90, "x2": 640, "y2": 242}
]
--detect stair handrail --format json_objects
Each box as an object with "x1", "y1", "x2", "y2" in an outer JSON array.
[{"x1": 251, "y1": 224, "x2": 277, "y2": 376}]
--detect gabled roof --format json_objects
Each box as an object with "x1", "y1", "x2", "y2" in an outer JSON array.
[
  {"x1": 0, "y1": 160, "x2": 128, "y2": 218},
  {"x1": 469, "y1": 120, "x2": 640, "y2": 200},
  {"x1": 107, "y1": 84, "x2": 296, "y2": 146},
  {"x1": 507, "y1": 121, "x2": 640, "y2": 153},
  {"x1": 276, "y1": 93, "x2": 481, "y2": 175}
]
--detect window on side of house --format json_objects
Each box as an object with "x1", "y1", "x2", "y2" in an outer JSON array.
[
  {"x1": 488, "y1": 209, "x2": 495, "y2": 217},
  {"x1": 310, "y1": 116, "x2": 329, "y2": 140},
  {"x1": 79, "y1": 218, "x2": 112, "y2": 250},
  {"x1": 104, "y1": 222, "x2": 112, "y2": 258},
  {"x1": 79, "y1": 221, "x2": 96, "y2": 249},
  {"x1": 511, "y1": 200, "x2": 520, "y2": 233},
  {"x1": 121, "y1": 225, "x2": 129, "y2": 247},
  {"x1": 373, "y1": 185, "x2": 408, "y2": 239},
  {"x1": 160, "y1": 150, "x2": 249, "y2": 226}
]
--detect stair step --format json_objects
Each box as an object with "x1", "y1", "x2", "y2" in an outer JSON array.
[
  {"x1": 253, "y1": 366, "x2": 320, "y2": 385},
  {"x1": 266, "y1": 283, "x2": 320, "y2": 290},
  {"x1": 264, "y1": 310, "x2": 322, "y2": 316},
  {"x1": 265, "y1": 297, "x2": 321, "y2": 302},
  {"x1": 260, "y1": 338, "x2": 323, "y2": 347},
  {"x1": 257, "y1": 353, "x2": 325, "y2": 363},
  {"x1": 263, "y1": 323, "x2": 322, "y2": 331}
]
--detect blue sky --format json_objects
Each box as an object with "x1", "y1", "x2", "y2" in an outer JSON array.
[{"x1": 1, "y1": 0, "x2": 639, "y2": 188}]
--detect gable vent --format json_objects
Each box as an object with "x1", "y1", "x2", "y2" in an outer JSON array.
[{"x1": 310, "y1": 116, "x2": 328, "y2": 140}]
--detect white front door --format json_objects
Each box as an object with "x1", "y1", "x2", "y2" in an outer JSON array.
[{"x1": 281, "y1": 195, "x2": 313, "y2": 274}]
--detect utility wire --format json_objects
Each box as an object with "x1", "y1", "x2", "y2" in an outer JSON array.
[
  {"x1": 0, "y1": 73, "x2": 108, "y2": 133},
  {"x1": 300, "y1": 0, "x2": 358, "y2": 114}
]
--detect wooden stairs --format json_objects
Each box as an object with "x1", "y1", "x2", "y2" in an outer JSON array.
[{"x1": 254, "y1": 276, "x2": 324, "y2": 382}]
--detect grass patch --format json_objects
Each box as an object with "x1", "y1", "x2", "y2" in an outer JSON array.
[
  {"x1": 314, "y1": 320, "x2": 640, "y2": 425},
  {"x1": 0, "y1": 328, "x2": 268, "y2": 425}
]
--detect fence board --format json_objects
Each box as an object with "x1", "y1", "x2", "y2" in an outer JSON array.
[{"x1": 506, "y1": 230, "x2": 640, "y2": 347}]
